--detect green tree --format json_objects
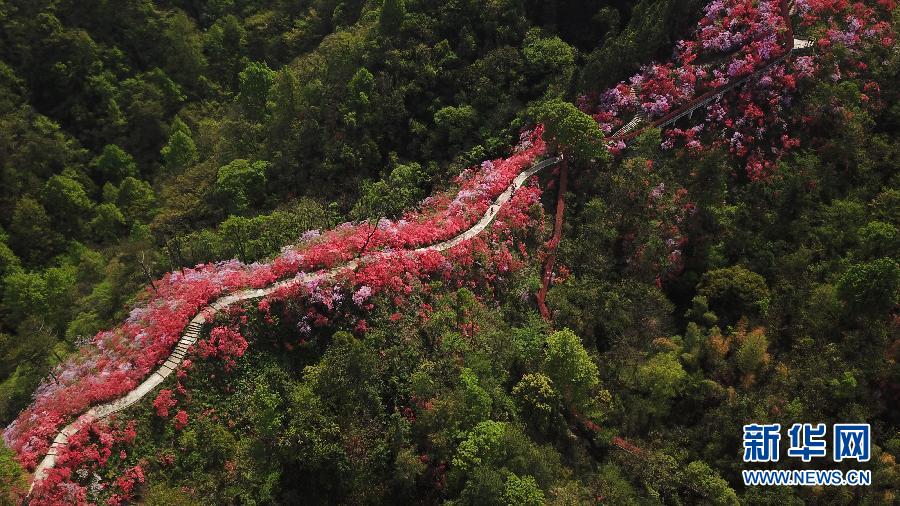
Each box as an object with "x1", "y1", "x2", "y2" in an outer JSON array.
[
  {"x1": 216, "y1": 159, "x2": 268, "y2": 213},
  {"x1": 42, "y1": 174, "x2": 94, "y2": 236},
  {"x1": 379, "y1": 0, "x2": 406, "y2": 34},
  {"x1": 434, "y1": 105, "x2": 478, "y2": 146},
  {"x1": 2, "y1": 271, "x2": 48, "y2": 324},
  {"x1": 90, "y1": 203, "x2": 127, "y2": 241},
  {"x1": 306, "y1": 331, "x2": 380, "y2": 418},
  {"x1": 452, "y1": 420, "x2": 507, "y2": 473},
  {"x1": 92, "y1": 144, "x2": 138, "y2": 183},
  {"x1": 238, "y1": 61, "x2": 276, "y2": 120},
  {"x1": 204, "y1": 14, "x2": 246, "y2": 90},
  {"x1": 734, "y1": 327, "x2": 769, "y2": 376},
  {"x1": 837, "y1": 258, "x2": 900, "y2": 315},
  {"x1": 0, "y1": 442, "x2": 26, "y2": 504},
  {"x1": 857, "y1": 221, "x2": 898, "y2": 259},
  {"x1": 533, "y1": 98, "x2": 608, "y2": 164},
  {"x1": 8, "y1": 198, "x2": 64, "y2": 264},
  {"x1": 348, "y1": 67, "x2": 375, "y2": 110},
  {"x1": 522, "y1": 29, "x2": 575, "y2": 97},
  {"x1": 541, "y1": 328, "x2": 599, "y2": 410},
  {"x1": 635, "y1": 351, "x2": 686, "y2": 403},
  {"x1": 0, "y1": 230, "x2": 21, "y2": 279},
  {"x1": 512, "y1": 373, "x2": 559, "y2": 433},
  {"x1": 160, "y1": 120, "x2": 199, "y2": 175},
  {"x1": 162, "y1": 10, "x2": 206, "y2": 89},
  {"x1": 697, "y1": 265, "x2": 769, "y2": 323},
  {"x1": 352, "y1": 162, "x2": 428, "y2": 219},
  {"x1": 143, "y1": 482, "x2": 195, "y2": 506},
  {"x1": 116, "y1": 177, "x2": 157, "y2": 225},
  {"x1": 681, "y1": 461, "x2": 739, "y2": 505},
  {"x1": 502, "y1": 473, "x2": 544, "y2": 506}
]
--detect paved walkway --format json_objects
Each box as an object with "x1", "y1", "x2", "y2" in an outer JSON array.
[{"x1": 28, "y1": 155, "x2": 563, "y2": 492}]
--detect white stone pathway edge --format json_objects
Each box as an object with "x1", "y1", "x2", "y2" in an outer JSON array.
[{"x1": 28, "y1": 155, "x2": 562, "y2": 491}]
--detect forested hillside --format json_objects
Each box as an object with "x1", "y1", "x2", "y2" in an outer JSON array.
[{"x1": 1, "y1": 0, "x2": 898, "y2": 504}]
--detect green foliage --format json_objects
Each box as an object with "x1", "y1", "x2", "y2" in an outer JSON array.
[
  {"x1": 352, "y1": 162, "x2": 429, "y2": 219},
  {"x1": 143, "y1": 482, "x2": 195, "y2": 506},
  {"x1": 453, "y1": 420, "x2": 506, "y2": 473},
  {"x1": 238, "y1": 61, "x2": 276, "y2": 120},
  {"x1": 92, "y1": 144, "x2": 138, "y2": 183},
  {"x1": 90, "y1": 203, "x2": 127, "y2": 241},
  {"x1": 116, "y1": 177, "x2": 157, "y2": 225},
  {"x1": 434, "y1": 105, "x2": 479, "y2": 147},
  {"x1": 379, "y1": 0, "x2": 406, "y2": 34},
  {"x1": 697, "y1": 265, "x2": 769, "y2": 323},
  {"x1": 502, "y1": 473, "x2": 545, "y2": 506},
  {"x1": 0, "y1": 230, "x2": 21, "y2": 278},
  {"x1": 2, "y1": 271, "x2": 49, "y2": 324},
  {"x1": 857, "y1": 220, "x2": 897, "y2": 258},
  {"x1": 837, "y1": 258, "x2": 900, "y2": 315},
  {"x1": 522, "y1": 29, "x2": 576, "y2": 97},
  {"x1": 305, "y1": 331, "x2": 381, "y2": 418},
  {"x1": 42, "y1": 174, "x2": 94, "y2": 236},
  {"x1": 164, "y1": 198, "x2": 329, "y2": 266},
  {"x1": 542, "y1": 328, "x2": 599, "y2": 410},
  {"x1": 161, "y1": 123, "x2": 199, "y2": 176},
  {"x1": 734, "y1": 327, "x2": 769, "y2": 375},
  {"x1": 533, "y1": 98, "x2": 608, "y2": 164},
  {"x1": 0, "y1": 442, "x2": 26, "y2": 504},
  {"x1": 682, "y1": 461, "x2": 738, "y2": 505},
  {"x1": 216, "y1": 159, "x2": 268, "y2": 213},
  {"x1": 513, "y1": 373, "x2": 559, "y2": 432},
  {"x1": 634, "y1": 351, "x2": 686, "y2": 402}
]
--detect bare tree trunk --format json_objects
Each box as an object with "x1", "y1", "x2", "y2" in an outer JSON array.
[
  {"x1": 537, "y1": 157, "x2": 568, "y2": 320},
  {"x1": 139, "y1": 251, "x2": 159, "y2": 294}
]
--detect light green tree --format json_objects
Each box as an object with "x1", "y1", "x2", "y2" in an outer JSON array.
[
  {"x1": 216, "y1": 159, "x2": 268, "y2": 213},
  {"x1": 512, "y1": 373, "x2": 559, "y2": 432},
  {"x1": 90, "y1": 203, "x2": 127, "y2": 241},
  {"x1": 542, "y1": 328, "x2": 599, "y2": 409},
  {"x1": 42, "y1": 174, "x2": 95, "y2": 236},
  {"x1": 238, "y1": 61, "x2": 276, "y2": 119},
  {"x1": 503, "y1": 473, "x2": 544, "y2": 506},
  {"x1": 161, "y1": 118, "x2": 199, "y2": 175},
  {"x1": 681, "y1": 461, "x2": 739, "y2": 505}
]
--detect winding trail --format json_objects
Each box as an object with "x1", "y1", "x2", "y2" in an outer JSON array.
[{"x1": 27, "y1": 155, "x2": 563, "y2": 492}]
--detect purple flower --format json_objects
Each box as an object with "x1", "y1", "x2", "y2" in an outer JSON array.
[{"x1": 352, "y1": 285, "x2": 373, "y2": 306}]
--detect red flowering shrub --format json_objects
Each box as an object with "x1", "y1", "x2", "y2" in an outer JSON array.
[
  {"x1": 106, "y1": 465, "x2": 145, "y2": 506},
  {"x1": 173, "y1": 410, "x2": 189, "y2": 430},
  {"x1": 152, "y1": 389, "x2": 176, "y2": 418},
  {"x1": 197, "y1": 326, "x2": 249, "y2": 371},
  {"x1": 28, "y1": 419, "x2": 138, "y2": 505}
]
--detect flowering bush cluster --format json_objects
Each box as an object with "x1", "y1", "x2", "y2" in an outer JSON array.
[
  {"x1": 9, "y1": 124, "x2": 547, "y2": 502},
  {"x1": 27, "y1": 419, "x2": 137, "y2": 505},
  {"x1": 589, "y1": 0, "x2": 789, "y2": 131},
  {"x1": 259, "y1": 181, "x2": 545, "y2": 347},
  {"x1": 585, "y1": 0, "x2": 893, "y2": 179},
  {"x1": 152, "y1": 390, "x2": 176, "y2": 418},
  {"x1": 196, "y1": 326, "x2": 249, "y2": 372}
]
